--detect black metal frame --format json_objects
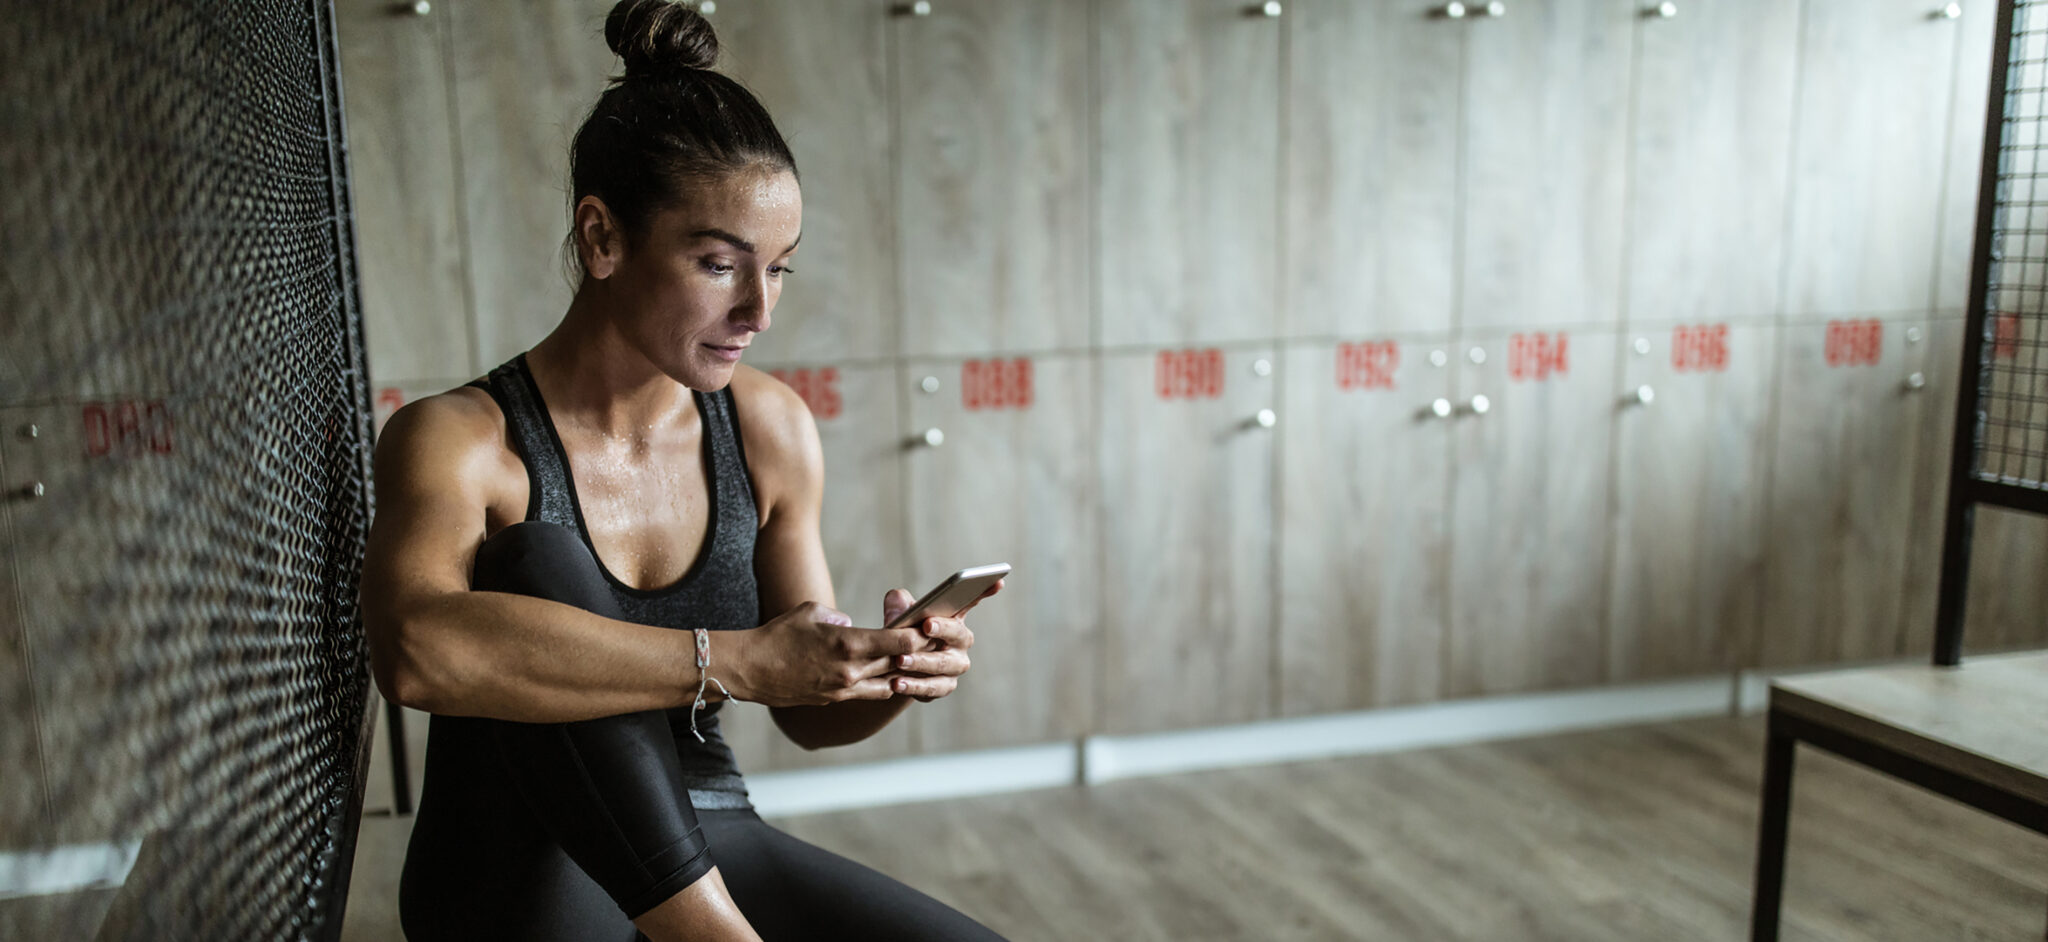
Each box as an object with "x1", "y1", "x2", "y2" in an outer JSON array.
[
  {"x1": 1749, "y1": 709, "x2": 2048, "y2": 942},
  {"x1": 1935, "y1": 0, "x2": 2046, "y2": 667}
]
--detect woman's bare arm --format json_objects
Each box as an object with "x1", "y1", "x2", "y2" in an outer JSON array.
[{"x1": 359, "y1": 391, "x2": 919, "y2": 722}]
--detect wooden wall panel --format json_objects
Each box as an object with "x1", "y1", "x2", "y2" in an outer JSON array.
[
  {"x1": 723, "y1": 362, "x2": 914, "y2": 771},
  {"x1": 1757, "y1": 318, "x2": 1932, "y2": 667},
  {"x1": 894, "y1": 0, "x2": 1092, "y2": 357},
  {"x1": 1097, "y1": 0, "x2": 1282, "y2": 347},
  {"x1": 1282, "y1": 2, "x2": 1459, "y2": 339},
  {"x1": 903, "y1": 355, "x2": 1099, "y2": 751},
  {"x1": 1277, "y1": 339, "x2": 1452, "y2": 714},
  {"x1": 1447, "y1": 330, "x2": 1618, "y2": 696},
  {"x1": 1624, "y1": 0, "x2": 1799, "y2": 328},
  {"x1": 1606, "y1": 324, "x2": 1775, "y2": 682},
  {"x1": 1899, "y1": 318, "x2": 1960, "y2": 658},
  {"x1": 1934, "y1": 0, "x2": 2000, "y2": 317},
  {"x1": 336, "y1": 0, "x2": 473, "y2": 386},
  {"x1": 717, "y1": 0, "x2": 895, "y2": 365},
  {"x1": 448, "y1": 0, "x2": 614, "y2": 369},
  {"x1": 1098, "y1": 347, "x2": 1277, "y2": 733},
  {"x1": 1781, "y1": 0, "x2": 1964, "y2": 318},
  {"x1": 1460, "y1": 0, "x2": 1632, "y2": 332}
]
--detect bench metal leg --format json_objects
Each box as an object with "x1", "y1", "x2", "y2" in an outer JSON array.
[{"x1": 1751, "y1": 721, "x2": 1796, "y2": 942}]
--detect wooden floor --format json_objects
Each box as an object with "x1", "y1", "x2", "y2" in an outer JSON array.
[{"x1": 342, "y1": 715, "x2": 2048, "y2": 941}]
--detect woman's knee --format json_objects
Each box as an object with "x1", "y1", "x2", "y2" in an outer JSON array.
[{"x1": 472, "y1": 521, "x2": 615, "y2": 615}]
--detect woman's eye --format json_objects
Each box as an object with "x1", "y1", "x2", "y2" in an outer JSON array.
[
  {"x1": 704, "y1": 260, "x2": 735, "y2": 275},
  {"x1": 769, "y1": 265, "x2": 794, "y2": 277}
]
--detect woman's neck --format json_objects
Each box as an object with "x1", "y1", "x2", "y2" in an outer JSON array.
[{"x1": 524, "y1": 293, "x2": 693, "y2": 441}]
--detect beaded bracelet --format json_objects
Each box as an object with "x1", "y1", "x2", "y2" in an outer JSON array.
[{"x1": 689, "y1": 627, "x2": 732, "y2": 743}]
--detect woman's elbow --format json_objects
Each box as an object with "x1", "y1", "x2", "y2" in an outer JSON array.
[{"x1": 368, "y1": 613, "x2": 455, "y2": 714}]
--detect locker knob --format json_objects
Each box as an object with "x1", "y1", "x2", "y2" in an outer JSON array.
[
  {"x1": 1251, "y1": 358, "x2": 1273, "y2": 377},
  {"x1": 1903, "y1": 372, "x2": 1928, "y2": 392},
  {"x1": 1467, "y1": 346, "x2": 1488, "y2": 365},
  {"x1": 1253, "y1": 409, "x2": 1278, "y2": 429},
  {"x1": 895, "y1": 1, "x2": 933, "y2": 16},
  {"x1": 9, "y1": 481, "x2": 44, "y2": 503},
  {"x1": 919, "y1": 375, "x2": 941, "y2": 394},
  {"x1": 1481, "y1": 1, "x2": 1507, "y2": 16},
  {"x1": 1257, "y1": 1, "x2": 1284, "y2": 17},
  {"x1": 919, "y1": 427, "x2": 946, "y2": 447},
  {"x1": 407, "y1": 0, "x2": 431, "y2": 15},
  {"x1": 1427, "y1": 398, "x2": 1455, "y2": 419},
  {"x1": 1624, "y1": 385, "x2": 1655, "y2": 407},
  {"x1": 1429, "y1": 349, "x2": 1449, "y2": 368},
  {"x1": 1906, "y1": 326, "x2": 1925, "y2": 344},
  {"x1": 16, "y1": 422, "x2": 37, "y2": 440},
  {"x1": 1645, "y1": 2, "x2": 1677, "y2": 17},
  {"x1": 1441, "y1": 1, "x2": 1468, "y2": 17},
  {"x1": 1459, "y1": 395, "x2": 1491, "y2": 417},
  {"x1": 696, "y1": 0, "x2": 716, "y2": 14},
  {"x1": 1935, "y1": 2, "x2": 1962, "y2": 18},
  {"x1": 1633, "y1": 337, "x2": 1652, "y2": 356}
]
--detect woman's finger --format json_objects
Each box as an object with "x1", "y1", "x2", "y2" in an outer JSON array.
[
  {"x1": 891, "y1": 675, "x2": 956, "y2": 700},
  {"x1": 893, "y1": 650, "x2": 970, "y2": 677},
  {"x1": 919, "y1": 616, "x2": 974, "y2": 650}
]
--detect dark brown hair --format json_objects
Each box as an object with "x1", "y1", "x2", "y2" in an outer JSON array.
[{"x1": 567, "y1": 0, "x2": 797, "y2": 272}]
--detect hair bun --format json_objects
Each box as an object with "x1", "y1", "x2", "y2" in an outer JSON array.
[{"x1": 605, "y1": 0, "x2": 719, "y2": 79}]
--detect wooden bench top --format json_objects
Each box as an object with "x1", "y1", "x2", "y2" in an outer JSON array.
[{"x1": 1769, "y1": 650, "x2": 2048, "y2": 807}]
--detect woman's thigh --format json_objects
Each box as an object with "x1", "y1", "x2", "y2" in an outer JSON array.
[{"x1": 699, "y1": 809, "x2": 1009, "y2": 942}]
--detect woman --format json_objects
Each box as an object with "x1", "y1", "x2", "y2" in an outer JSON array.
[{"x1": 356, "y1": 2, "x2": 1005, "y2": 939}]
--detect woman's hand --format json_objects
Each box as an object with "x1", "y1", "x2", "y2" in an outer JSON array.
[
  {"x1": 724, "y1": 602, "x2": 928, "y2": 707},
  {"x1": 882, "y1": 579, "x2": 1002, "y2": 702}
]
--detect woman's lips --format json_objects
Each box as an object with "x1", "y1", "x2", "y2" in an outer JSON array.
[{"x1": 705, "y1": 343, "x2": 746, "y2": 362}]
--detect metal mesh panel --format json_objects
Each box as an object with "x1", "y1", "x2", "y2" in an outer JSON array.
[
  {"x1": 1980, "y1": 0, "x2": 2048, "y2": 487},
  {"x1": 0, "y1": 1, "x2": 374, "y2": 940}
]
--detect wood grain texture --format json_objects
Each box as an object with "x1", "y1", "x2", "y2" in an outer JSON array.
[
  {"x1": 1781, "y1": 0, "x2": 1961, "y2": 318},
  {"x1": 1757, "y1": 320, "x2": 1931, "y2": 668},
  {"x1": 1624, "y1": 0, "x2": 1799, "y2": 328},
  {"x1": 894, "y1": 0, "x2": 1091, "y2": 357},
  {"x1": 1097, "y1": 347, "x2": 1277, "y2": 733},
  {"x1": 1096, "y1": 0, "x2": 1282, "y2": 347},
  {"x1": 335, "y1": 0, "x2": 474, "y2": 386},
  {"x1": 1447, "y1": 331, "x2": 1619, "y2": 696},
  {"x1": 715, "y1": 0, "x2": 895, "y2": 366},
  {"x1": 1772, "y1": 650, "x2": 2048, "y2": 804},
  {"x1": 447, "y1": 0, "x2": 614, "y2": 368},
  {"x1": 1607, "y1": 325, "x2": 1775, "y2": 681},
  {"x1": 1460, "y1": 0, "x2": 1632, "y2": 332},
  {"x1": 1898, "y1": 318, "x2": 1956, "y2": 658},
  {"x1": 1934, "y1": 0, "x2": 1999, "y2": 317},
  {"x1": 902, "y1": 356, "x2": 1100, "y2": 751},
  {"x1": 1276, "y1": 339, "x2": 1452, "y2": 714},
  {"x1": 0, "y1": 411, "x2": 49, "y2": 842},
  {"x1": 1281, "y1": 2, "x2": 1459, "y2": 339},
  {"x1": 343, "y1": 715, "x2": 2048, "y2": 942},
  {"x1": 722, "y1": 363, "x2": 915, "y2": 772}
]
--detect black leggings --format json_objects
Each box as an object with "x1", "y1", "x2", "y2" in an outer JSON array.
[{"x1": 398, "y1": 521, "x2": 1006, "y2": 942}]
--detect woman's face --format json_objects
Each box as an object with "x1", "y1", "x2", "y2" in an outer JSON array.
[{"x1": 594, "y1": 168, "x2": 802, "y2": 390}]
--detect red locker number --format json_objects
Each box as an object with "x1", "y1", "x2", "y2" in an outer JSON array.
[
  {"x1": 1155, "y1": 349, "x2": 1224, "y2": 401},
  {"x1": 770, "y1": 368, "x2": 843, "y2": 420},
  {"x1": 1824, "y1": 319, "x2": 1883, "y2": 367},
  {"x1": 1508, "y1": 332, "x2": 1570, "y2": 382},
  {"x1": 82, "y1": 400, "x2": 173, "y2": 458},
  {"x1": 962, "y1": 358, "x2": 1033, "y2": 411},
  {"x1": 1671, "y1": 324, "x2": 1730, "y2": 373},
  {"x1": 1336, "y1": 341, "x2": 1398, "y2": 390}
]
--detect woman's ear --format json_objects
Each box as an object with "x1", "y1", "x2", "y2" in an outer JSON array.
[{"x1": 574, "y1": 196, "x2": 624, "y2": 280}]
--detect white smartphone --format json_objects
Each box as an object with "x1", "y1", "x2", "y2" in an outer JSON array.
[{"x1": 884, "y1": 563, "x2": 1011, "y2": 630}]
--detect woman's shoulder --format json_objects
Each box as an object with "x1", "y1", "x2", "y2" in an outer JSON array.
[
  {"x1": 724, "y1": 364, "x2": 823, "y2": 485},
  {"x1": 373, "y1": 385, "x2": 527, "y2": 505}
]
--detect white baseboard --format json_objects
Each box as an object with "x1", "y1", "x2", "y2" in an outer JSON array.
[
  {"x1": 747, "y1": 741, "x2": 1080, "y2": 818},
  {"x1": 752, "y1": 672, "x2": 1753, "y2": 817},
  {"x1": 0, "y1": 840, "x2": 140, "y2": 900}
]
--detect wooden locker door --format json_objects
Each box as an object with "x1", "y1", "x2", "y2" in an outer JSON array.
[
  {"x1": 1625, "y1": 0, "x2": 1800, "y2": 328},
  {"x1": 1097, "y1": 0, "x2": 1282, "y2": 347},
  {"x1": 447, "y1": 0, "x2": 615, "y2": 368},
  {"x1": 1099, "y1": 347, "x2": 1277, "y2": 733},
  {"x1": 1277, "y1": 339, "x2": 1452, "y2": 715},
  {"x1": 1447, "y1": 330, "x2": 1619, "y2": 697},
  {"x1": 894, "y1": 0, "x2": 1091, "y2": 357},
  {"x1": 1459, "y1": 0, "x2": 1632, "y2": 333},
  {"x1": 336, "y1": 0, "x2": 473, "y2": 387},
  {"x1": 718, "y1": 362, "x2": 916, "y2": 772},
  {"x1": 902, "y1": 355, "x2": 1098, "y2": 752},
  {"x1": 1935, "y1": 0, "x2": 2000, "y2": 316},
  {"x1": 1282, "y1": 1, "x2": 1459, "y2": 339},
  {"x1": 1758, "y1": 318, "x2": 1931, "y2": 667},
  {"x1": 717, "y1": 1, "x2": 894, "y2": 364},
  {"x1": 1607, "y1": 324, "x2": 1775, "y2": 682},
  {"x1": 1781, "y1": 0, "x2": 1967, "y2": 319},
  {"x1": 0, "y1": 409, "x2": 50, "y2": 842}
]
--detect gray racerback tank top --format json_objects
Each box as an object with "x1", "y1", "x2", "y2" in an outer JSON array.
[{"x1": 468, "y1": 352, "x2": 759, "y2": 808}]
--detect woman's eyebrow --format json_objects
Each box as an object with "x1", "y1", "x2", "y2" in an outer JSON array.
[{"x1": 689, "y1": 228, "x2": 756, "y2": 253}]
